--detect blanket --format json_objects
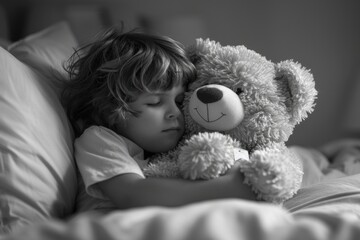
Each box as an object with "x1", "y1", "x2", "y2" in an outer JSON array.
[
  {"x1": 2, "y1": 195, "x2": 360, "y2": 240},
  {"x1": 1, "y1": 139, "x2": 360, "y2": 240}
]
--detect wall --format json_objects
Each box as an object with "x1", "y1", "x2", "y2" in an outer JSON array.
[{"x1": 1, "y1": 0, "x2": 360, "y2": 147}]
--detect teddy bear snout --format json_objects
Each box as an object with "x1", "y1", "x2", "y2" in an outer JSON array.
[
  {"x1": 197, "y1": 87, "x2": 223, "y2": 104},
  {"x1": 189, "y1": 84, "x2": 245, "y2": 131}
]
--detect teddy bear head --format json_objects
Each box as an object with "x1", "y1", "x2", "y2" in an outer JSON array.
[{"x1": 183, "y1": 38, "x2": 317, "y2": 152}]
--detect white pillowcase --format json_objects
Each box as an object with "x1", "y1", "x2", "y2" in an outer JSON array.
[
  {"x1": 0, "y1": 22, "x2": 78, "y2": 233},
  {"x1": 8, "y1": 22, "x2": 76, "y2": 76}
]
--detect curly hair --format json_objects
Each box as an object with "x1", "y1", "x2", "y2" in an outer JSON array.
[{"x1": 61, "y1": 27, "x2": 196, "y2": 137}]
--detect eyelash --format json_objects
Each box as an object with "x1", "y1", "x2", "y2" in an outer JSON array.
[{"x1": 147, "y1": 102, "x2": 161, "y2": 106}]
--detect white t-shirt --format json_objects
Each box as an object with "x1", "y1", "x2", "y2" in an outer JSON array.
[{"x1": 74, "y1": 125, "x2": 148, "y2": 211}]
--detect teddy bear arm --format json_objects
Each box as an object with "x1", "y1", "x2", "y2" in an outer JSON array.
[
  {"x1": 178, "y1": 132, "x2": 239, "y2": 180},
  {"x1": 238, "y1": 146, "x2": 303, "y2": 203}
]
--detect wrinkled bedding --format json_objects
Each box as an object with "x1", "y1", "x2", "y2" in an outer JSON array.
[
  {"x1": 1, "y1": 141, "x2": 360, "y2": 240},
  {"x1": 2, "y1": 193, "x2": 360, "y2": 240}
]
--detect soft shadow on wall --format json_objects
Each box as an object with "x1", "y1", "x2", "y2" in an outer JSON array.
[
  {"x1": 2, "y1": 0, "x2": 360, "y2": 147},
  {"x1": 1, "y1": 1, "x2": 208, "y2": 47}
]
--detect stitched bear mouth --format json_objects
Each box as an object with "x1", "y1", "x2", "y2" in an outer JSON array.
[{"x1": 193, "y1": 105, "x2": 226, "y2": 123}]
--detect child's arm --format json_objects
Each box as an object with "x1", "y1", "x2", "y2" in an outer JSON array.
[{"x1": 97, "y1": 162, "x2": 257, "y2": 209}]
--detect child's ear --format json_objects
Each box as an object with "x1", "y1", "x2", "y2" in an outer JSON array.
[{"x1": 275, "y1": 60, "x2": 317, "y2": 125}]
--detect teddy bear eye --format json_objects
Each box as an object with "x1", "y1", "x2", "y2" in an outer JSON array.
[
  {"x1": 235, "y1": 88, "x2": 243, "y2": 95},
  {"x1": 275, "y1": 75, "x2": 284, "y2": 80}
]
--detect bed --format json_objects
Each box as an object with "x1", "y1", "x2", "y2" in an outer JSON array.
[{"x1": 1, "y1": 21, "x2": 360, "y2": 240}]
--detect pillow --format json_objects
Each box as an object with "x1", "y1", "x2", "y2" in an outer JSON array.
[
  {"x1": 0, "y1": 22, "x2": 78, "y2": 233},
  {"x1": 8, "y1": 21, "x2": 77, "y2": 77}
]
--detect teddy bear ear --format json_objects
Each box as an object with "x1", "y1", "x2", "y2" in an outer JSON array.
[
  {"x1": 275, "y1": 60, "x2": 318, "y2": 125},
  {"x1": 186, "y1": 38, "x2": 219, "y2": 64},
  {"x1": 186, "y1": 44, "x2": 202, "y2": 65}
]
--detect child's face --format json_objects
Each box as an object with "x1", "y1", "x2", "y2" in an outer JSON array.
[{"x1": 118, "y1": 84, "x2": 185, "y2": 153}]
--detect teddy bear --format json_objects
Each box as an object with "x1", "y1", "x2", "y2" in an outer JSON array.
[{"x1": 143, "y1": 38, "x2": 317, "y2": 204}]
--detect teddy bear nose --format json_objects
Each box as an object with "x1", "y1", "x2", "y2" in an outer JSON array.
[{"x1": 196, "y1": 87, "x2": 223, "y2": 104}]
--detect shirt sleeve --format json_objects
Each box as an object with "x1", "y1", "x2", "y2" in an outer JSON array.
[{"x1": 74, "y1": 126, "x2": 145, "y2": 199}]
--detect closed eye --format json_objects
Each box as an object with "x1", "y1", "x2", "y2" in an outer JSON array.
[
  {"x1": 145, "y1": 95, "x2": 162, "y2": 106},
  {"x1": 146, "y1": 101, "x2": 161, "y2": 106}
]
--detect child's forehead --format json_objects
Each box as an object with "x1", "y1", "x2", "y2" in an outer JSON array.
[{"x1": 145, "y1": 84, "x2": 185, "y2": 96}]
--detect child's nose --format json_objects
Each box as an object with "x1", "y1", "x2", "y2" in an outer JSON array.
[{"x1": 167, "y1": 104, "x2": 181, "y2": 119}]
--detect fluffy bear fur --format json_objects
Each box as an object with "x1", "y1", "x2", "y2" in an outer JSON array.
[{"x1": 143, "y1": 38, "x2": 317, "y2": 203}]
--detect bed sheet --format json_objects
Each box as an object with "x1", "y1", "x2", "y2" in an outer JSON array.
[
  {"x1": 1, "y1": 141, "x2": 360, "y2": 240},
  {"x1": 2, "y1": 172, "x2": 360, "y2": 240},
  {"x1": 1, "y1": 194, "x2": 360, "y2": 240}
]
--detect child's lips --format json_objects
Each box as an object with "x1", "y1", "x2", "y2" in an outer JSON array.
[{"x1": 162, "y1": 127, "x2": 181, "y2": 132}]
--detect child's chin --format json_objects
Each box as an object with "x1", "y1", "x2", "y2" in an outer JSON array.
[{"x1": 156, "y1": 141, "x2": 178, "y2": 153}]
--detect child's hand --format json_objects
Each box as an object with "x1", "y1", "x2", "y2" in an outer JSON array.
[
  {"x1": 227, "y1": 161, "x2": 246, "y2": 179},
  {"x1": 228, "y1": 160, "x2": 242, "y2": 173},
  {"x1": 223, "y1": 161, "x2": 257, "y2": 200}
]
